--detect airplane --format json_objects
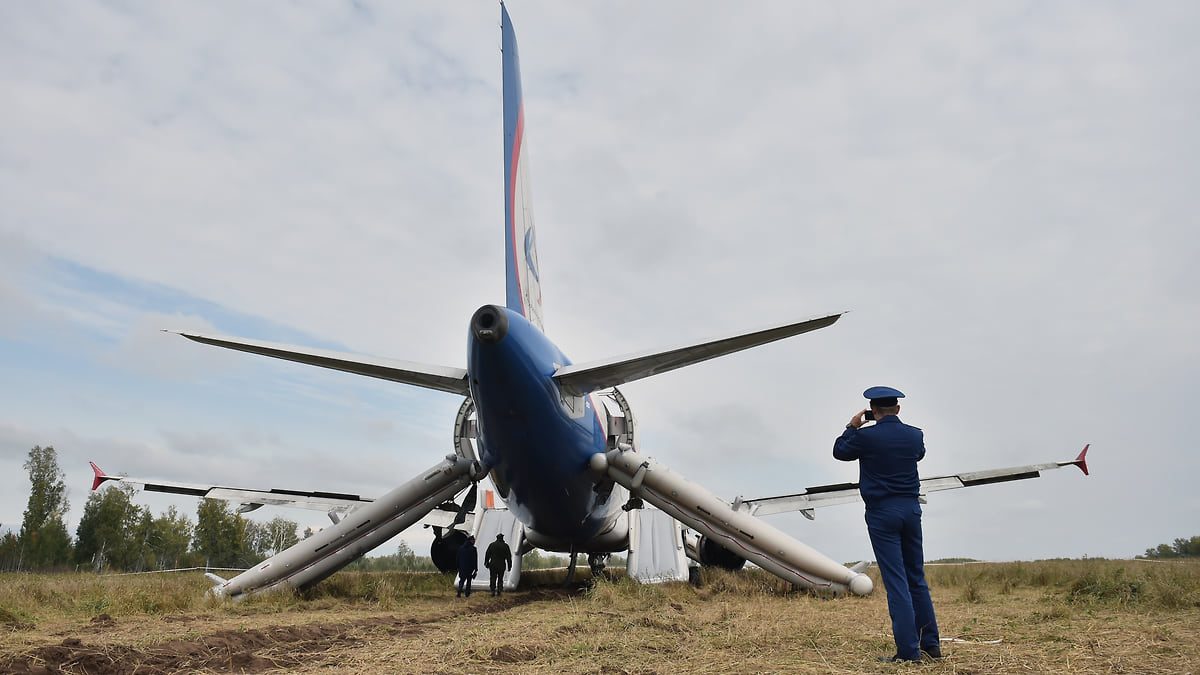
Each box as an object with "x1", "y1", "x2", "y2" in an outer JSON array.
[{"x1": 90, "y1": 4, "x2": 1090, "y2": 600}]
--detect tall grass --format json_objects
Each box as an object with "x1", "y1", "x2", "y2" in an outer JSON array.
[
  {"x1": 925, "y1": 559, "x2": 1200, "y2": 609},
  {"x1": 0, "y1": 571, "x2": 213, "y2": 625},
  {"x1": 2, "y1": 559, "x2": 1197, "y2": 631}
]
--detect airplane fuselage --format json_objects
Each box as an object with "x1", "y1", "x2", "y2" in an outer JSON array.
[{"x1": 467, "y1": 304, "x2": 616, "y2": 547}]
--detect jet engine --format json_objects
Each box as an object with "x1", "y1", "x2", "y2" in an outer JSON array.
[
  {"x1": 697, "y1": 535, "x2": 748, "y2": 571},
  {"x1": 682, "y1": 529, "x2": 747, "y2": 571},
  {"x1": 430, "y1": 528, "x2": 469, "y2": 573}
]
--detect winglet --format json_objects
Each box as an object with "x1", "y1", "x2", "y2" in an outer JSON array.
[
  {"x1": 1073, "y1": 444, "x2": 1089, "y2": 476},
  {"x1": 89, "y1": 461, "x2": 113, "y2": 491}
]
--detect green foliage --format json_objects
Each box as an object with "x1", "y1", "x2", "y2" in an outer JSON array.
[
  {"x1": 74, "y1": 490, "x2": 198, "y2": 572},
  {"x1": 243, "y1": 516, "x2": 300, "y2": 563},
  {"x1": 1139, "y1": 535, "x2": 1200, "y2": 559},
  {"x1": 146, "y1": 506, "x2": 197, "y2": 570},
  {"x1": 0, "y1": 529, "x2": 20, "y2": 572},
  {"x1": 522, "y1": 548, "x2": 570, "y2": 570},
  {"x1": 192, "y1": 498, "x2": 246, "y2": 567},
  {"x1": 925, "y1": 559, "x2": 1200, "y2": 609},
  {"x1": 1067, "y1": 566, "x2": 1145, "y2": 605},
  {"x1": 308, "y1": 570, "x2": 452, "y2": 604},
  {"x1": 345, "y1": 541, "x2": 439, "y2": 572},
  {"x1": 74, "y1": 483, "x2": 151, "y2": 571},
  {"x1": 16, "y1": 445, "x2": 72, "y2": 570}
]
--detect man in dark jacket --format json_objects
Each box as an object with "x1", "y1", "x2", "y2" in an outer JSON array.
[
  {"x1": 484, "y1": 533, "x2": 513, "y2": 596},
  {"x1": 834, "y1": 386, "x2": 940, "y2": 663},
  {"x1": 456, "y1": 535, "x2": 478, "y2": 598}
]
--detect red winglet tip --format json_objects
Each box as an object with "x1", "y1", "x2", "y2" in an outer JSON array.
[
  {"x1": 89, "y1": 461, "x2": 107, "y2": 490},
  {"x1": 1074, "y1": 444, "x2": 1089, "y2": 476}
]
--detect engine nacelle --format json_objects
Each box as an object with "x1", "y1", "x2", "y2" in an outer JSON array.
[
  {"x1": 697, "y1": 535, "x2": 748, "y2": 571},
  {"x1": 430, "y1": 529, "x2": 469, "y2": 573}
]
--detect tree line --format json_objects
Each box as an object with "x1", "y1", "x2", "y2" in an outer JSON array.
[
  {"x1": 4, "y1": 445, "x2": 627, "y2": 575},
  {"x1": 1138, "y1": 536, "x2": 1200, "y2": 560},
  {"x1": 0, "y1": 445, "x2": 305, "y2": 573},
  {"x1": 1, "y1": 445, "x2": 548, "y2": 575}
]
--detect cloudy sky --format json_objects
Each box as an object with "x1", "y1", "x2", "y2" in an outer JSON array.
[{"x1": 2, "y1": 1, "x2": 1196, "y2": 567}]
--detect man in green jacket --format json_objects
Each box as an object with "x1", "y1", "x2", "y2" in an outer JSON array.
[{"x1": 484, "y1": 533, "x2": 513, "y2": 596}]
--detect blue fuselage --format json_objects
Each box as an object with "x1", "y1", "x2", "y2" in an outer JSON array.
[{"x1": 467, "y1": 305, "x2": 610, "y2": 543}]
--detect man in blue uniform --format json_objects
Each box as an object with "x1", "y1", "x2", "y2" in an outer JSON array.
[
  {"x1": 456, "y1": 535, "x2": 478, "y2": 598},
  {"x1": 834, "y1": 386, "x2": 941, "y2": 663}
]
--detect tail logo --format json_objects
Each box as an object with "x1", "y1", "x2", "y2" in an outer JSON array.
[{"x1": 524, "y1": 228, "x2": 540, "y2": 284}]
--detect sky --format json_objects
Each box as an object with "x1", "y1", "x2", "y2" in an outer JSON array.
[{"x1": 2, "y1": 1, "x2": 1197, "y2": 567}]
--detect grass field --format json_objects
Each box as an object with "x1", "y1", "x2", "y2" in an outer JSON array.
[{"x1": 2, "y1": 559, "x2": 1198, "y2": 673}]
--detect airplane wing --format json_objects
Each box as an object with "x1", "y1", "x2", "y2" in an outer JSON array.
[
  {"x1": 164, "y1": 330, "x2": 470, "y2": 396},
  {"x1": 89, "y1": 462, "x2": 473, "y2": 529},
  {"x1": 553, "y1": 312, "x2": 844, "y2": 396},
  {"x1": 736, "y1": 445, "x2": 1090, "y2": 520}
]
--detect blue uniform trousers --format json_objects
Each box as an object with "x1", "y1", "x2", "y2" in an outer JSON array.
[
  {"x1": 865, "y1": 501, "x2": 939, "y2": 660},
  {"x1": 457, "y1": 570, "x2": 474, "y2": 596}
]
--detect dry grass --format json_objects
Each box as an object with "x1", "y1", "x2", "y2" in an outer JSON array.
[{"x1": 1, "y1": 559, "x2": 1198, "y2": 673}]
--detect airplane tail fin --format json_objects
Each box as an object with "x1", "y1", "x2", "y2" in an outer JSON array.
[{"x1": 502, "y1": 4, "x2": 544, "y2": 331}]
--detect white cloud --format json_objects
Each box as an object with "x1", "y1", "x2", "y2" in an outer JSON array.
[{"x1": 1, "y1": 1, "x2": 1197, "y2": 564}]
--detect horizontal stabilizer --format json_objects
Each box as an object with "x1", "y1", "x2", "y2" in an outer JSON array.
[
  {"x1": 164, "y1": 330, "x2": 469, "y2": 396},
  {"x1": 739, "y1": 445, "x2": 1092, "y2": 518},
  {"x1": 553, "y1": 312, "x2": 844, "y2": 395}
]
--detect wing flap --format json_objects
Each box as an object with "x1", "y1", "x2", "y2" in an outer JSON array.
[
  {"x1": 553, "y1": 312, "x2": 844, "y2": 395},
  {"x1": 93, "y1": 465, "x2": 374, "y2": 511},
  {"x1": 90, "y1": 462, "x2": 476, "y2": 530},
  {"x1": 165, "y1": 330, "x2": 470, "y2": 396}
]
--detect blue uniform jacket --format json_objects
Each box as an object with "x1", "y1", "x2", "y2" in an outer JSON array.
[
  {"x1": 456, "y1": 542, "x2": 478, "y2": 576},
  {"x1": 833, "y1": 416, "x2": 925, "y2": 507}
]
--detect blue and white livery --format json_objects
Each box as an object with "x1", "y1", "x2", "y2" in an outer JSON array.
[
  {"x1": 93, "y1": 4, "x2": 1089, "y2": 599},
  {"x1": 503, "y1": 4, "x2": 542, "y2": 331}
]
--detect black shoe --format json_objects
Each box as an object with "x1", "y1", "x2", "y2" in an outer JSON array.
[
  {"x1": 878, "y1": 654, "x2": 921, "y2": 663},
  {"x1": 921, "y1": 645, "x2": 942, "y2": 659},
  {"x1": 456, "y1": 592, "x2": 461, "y2": 597}
]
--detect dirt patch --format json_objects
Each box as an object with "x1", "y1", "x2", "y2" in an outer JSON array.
[
  {"x1": 2, "y1": 618, "x2": 398, "y2": 674},
  {"x1": 465, "y1": 587, "x2": 574, "y2": 616},
  {"x1": 0, "y1": 592, "x2": 561, "y2": 674}
]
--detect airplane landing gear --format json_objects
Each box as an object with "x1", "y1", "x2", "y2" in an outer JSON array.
[
  {"x1": 588, "y1": 552, "x2": 610, "y2": 578},
  {"x1": 564, "y1": 547, "x2": 579, "y2": 585}
]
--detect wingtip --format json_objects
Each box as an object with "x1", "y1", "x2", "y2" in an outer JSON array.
[
  {"x1": 89, "y1": 461, "x2": 108, "y2": 490},
  {"x1": 1074, "y1": 444, "x2": 1089, "y2": 476}
]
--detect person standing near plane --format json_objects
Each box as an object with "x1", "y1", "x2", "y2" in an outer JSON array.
[
  {"x1": 456, "y1": 535, "x2": 478, "y2": 598},
  {"x1": 833, "y1": 386, "x2": 941, "y2": 663},
  {"x1": 484, "y1": 533, "x2": 513, "y2": 596}
]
